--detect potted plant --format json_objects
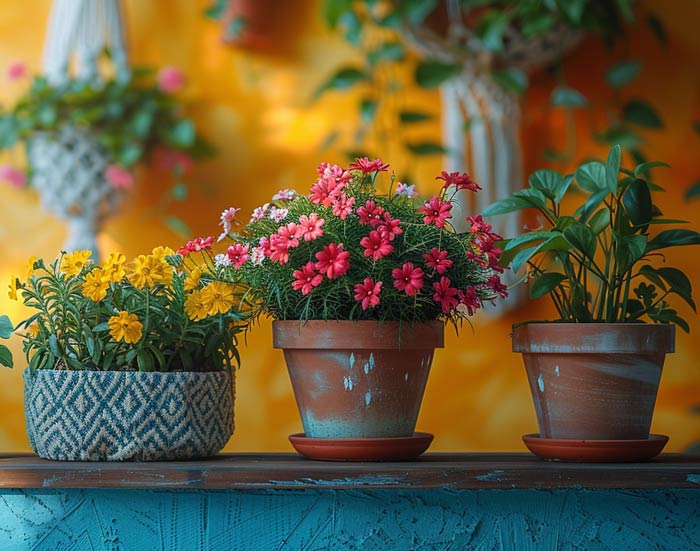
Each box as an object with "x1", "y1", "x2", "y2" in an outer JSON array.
[
  {"x1": 3, "y1": 246, "x2": 248, "y2": 461},
  {"x1": 0, "y1": 64, "x2": 212, "y2": 255},
  {"x1": 204, "y1": 158, "x2": 507, "y2": 460},
  {"x1": 484, "y1": 144, "x2": 700, "y2": 461}
]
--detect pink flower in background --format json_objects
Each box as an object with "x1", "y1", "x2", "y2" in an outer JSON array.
[
  {"x1": 226, "y1": 243, "x2": 250, "y2": 269},
  {"x1": 6, "y1": 60, "x2": 26, "y2": 81},
  {"x1": 250, "y1": 203, "x2": 270, "y2": 222},
  {"x1": 218, "y1": 207, "x2": 240, "y2": 240},
  {"x1": 423, "y1": 247, "x2": 453, "y2": 275},
  {"x1": 436, "y1": 170, "x2": 481, "y2": 192},
  {"x1": 157, "y1": 66, "x2": 186, "y2": 93},
  {"x1": 392, "y1": 262, "x2": 424, "y2": 297},
  {"x1": 314, "y1": 243, "x2": 350, "y2": 279},
  {"x1": 433, "y1": 276, "x2": 459, "y2": 313},
  {"x1": 360, "y1": 230, "x2": 393, "y2": 261},
  {"x1": 104, "y1": 164, "x2": 134, "y2": 190},
  {"x1": 268, "y1": 207, "x2": 289, "y2": 222},
  {"x1": 0, "y1": 165, "x2": 26, "y2": 188},
  {"x1": 298, "y1": 213, "x2": 325, "y2": 241},
  {"x1": 272, "y1": 189, "x2": 297, "y2": 201},
  {"x1": 177, "y1": 236, "x2": 214, "y2": 256},
  {"x1": 154, "y1": 146, "x2": 192, "y2": 173},
  {"x1": 418, "y1": 196, "x2": 452, "y2": 228},
  {"x1": 353, "y1": 278, "x2": 382, "y2": 310},
  {"x1": 292, "y1": 262, "x2": 323, "y2": 295},
  {"x1": 395, "y1": 182, "x2": 418, "y2": 198},
  {"x1": 349, "y1": 157, "x2": 390, "y2": 173},
  {"x1": 458, "y1": 286, "x2": 482, "y2": 316}
]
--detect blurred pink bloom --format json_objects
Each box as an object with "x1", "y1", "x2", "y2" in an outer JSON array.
[
  {"x1": 6, "y1": 61, "x2": 26, "y2": 81},
  {"x1": 0, "y1": 165, "x2": 26, "y2": 188},
  {"x1": 154, "y1": 146, "x2": 192, "y2": 173},
  {"x1": 104, "y1": 164, "x2": 134, "y2": 189},
  {"x1": 157, "y1": 66, "x2": 186, "y2": 93}
]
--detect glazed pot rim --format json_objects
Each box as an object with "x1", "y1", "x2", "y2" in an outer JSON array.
[{"x1": 23, "y1": 368, "x2": 232, "y2": 379}]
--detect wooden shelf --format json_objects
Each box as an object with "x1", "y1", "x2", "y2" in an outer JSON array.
[{"x1": 1, "y1": 453, "x2": 700, "y2": 490}]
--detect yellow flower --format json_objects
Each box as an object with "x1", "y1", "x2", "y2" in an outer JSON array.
[
  {"x1": 25, "y1": 256, "x2": 38, "y2": 280},
  {"x1": 151, "y1": 246, "x2": 174, "y2": 260},
  {"x1": 82, "y1": 268, "x2": 109, "y2": 301},
  {"x1": 108, "y1": 311, "x2": 143, "y2": 344},
  {"x1": 8, "y1": 276, "x2": 19, "y2": 300},
  {"x1": 184, "y1": 289, "x2": 212, "y2": 321},
  {"x1": 103, "y1": 252, "x2": 126, "y2": 283},
  {"x1": 26, "y1": 321, "x2": 39, "y2": 338},
  {"x1": 203, "y1": 281, "x2": 235, "y2": 316},
  {"x1": 128, "y1": 255, "x2": 173, "y2": 289},
  {"x1": 151, "y1": 258, "x2": 174, "y2": 287},
  {"x1": 60, "y1": 250, "x2": 93, "y2": 277},
  {"x1": 184, "y1": 266, "x2": 202, "y2": 291}
]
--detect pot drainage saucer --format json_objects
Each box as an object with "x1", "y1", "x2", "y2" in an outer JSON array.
[
  {"x1": 523, "y1": 433, "x2": 669, "y2": 463},
  {"x1": 289, "y1": 432, "x2": 434, "y2": 462}
]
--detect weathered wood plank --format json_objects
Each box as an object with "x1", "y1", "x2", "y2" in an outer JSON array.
[{"x1": 0, "y1": 453, "x2": 699, "y2": 490}]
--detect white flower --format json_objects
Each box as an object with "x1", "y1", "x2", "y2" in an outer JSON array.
[
  {"x1": 269, "y1": 207, "x2": 289, "y2": 222},
  {"x1": 250, "y1": 203, "x2": 270, "y2": 223},
  {"x1": 272, "y1": 189, "x2": 297, "y2": 201},
  {"x1": 395, "y1": 182, "x2": 418, "y2": 198},
  {"x1": 219, "y1": 207, "x2": 240, "y2": 236},
  {"x1": 215, "y1": 254, "x2": 232, "y2": 268},
  {"x1": 251, "y1": 247, "x2": 266, "y2": 266}
]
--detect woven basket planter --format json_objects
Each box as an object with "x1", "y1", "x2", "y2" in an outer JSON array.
[{"x1": 24, "y1": 369, "x2": 234, "y2": 461}]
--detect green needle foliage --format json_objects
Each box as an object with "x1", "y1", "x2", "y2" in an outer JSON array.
[{"x1": 485, "y1": 145, "x2": 700, "y2": 331}]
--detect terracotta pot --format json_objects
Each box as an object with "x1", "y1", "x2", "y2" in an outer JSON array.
[
  {"x1": 273, "y1": 320, "x2": 444, "y2": 439},
  {"x1": 512, "y1": 323, "x2": 675, "y2": 440}
]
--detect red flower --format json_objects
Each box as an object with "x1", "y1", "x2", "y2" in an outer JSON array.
[
  {"x1": 433, "y1": 276, "x2": 459, "y2": 314},
  {"x1": 292, "y1": 262, "x2": 323, "y2": 295},
  {"x1": 353, "y1": 278, "x2": 383, "y2": 310},
  {"x1": 360, "y1": 230, "x2": 394, "y2": 261},
  {"x1": 466, "y1": 215, "x2": 492, "y2": 234},
  {"x1": 356, "y1": 200, "x2": 385, "y2": 227},
  {"x1": 377, "y1": 214, "x2": 402, "y2": 241},
  {"x1": 349, "y1": 157, "x2": 390, "y2": 173},
  {"x1": 177, "y1": 236, "x2": 214, "y2": 256},
  {"x1": 277, "y1": 223, "x2": 302, "y2": 248},
  {"x1": 226, "y1": 243, "x2": 250, "y2": 269},
  {"x1": 331, "y1": 192, "x2": 355, "y2": 220},
  {"x1": 436, "y1": 170, "x2": 481, "y2": 192},
  {"x1": 487, "y1": 275, "x2": 508, "y2": 298},
  {"x1": 314, "y1": 243, "x2": 350, "y2": 279},
  {"x1": 269, "y1": 234, "x2": 290, "y2": 264},
  {"x1": 418, "y1": 196, "x2": 452, "y2": 228},
  {"x1": 458, "y1": 286, "x2": 482, "y2": 316},
  {"x1": 392, "y1": 262, "x2": 425, "y2": 297},
  {"x1": 298, "y1": 213, "x2": 325, "y2": 241},
  {"x1": 423, "y1": 247, "x2": 453, "y2": 275}
]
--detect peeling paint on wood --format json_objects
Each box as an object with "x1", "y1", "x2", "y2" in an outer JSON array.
[{"x1": 1, "y1": 488, "x2": 699, "y2": 550}]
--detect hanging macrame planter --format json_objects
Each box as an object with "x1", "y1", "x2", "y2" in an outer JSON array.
[{"x1": 32, "y1": 0, "x2": 130, "y2": 257}]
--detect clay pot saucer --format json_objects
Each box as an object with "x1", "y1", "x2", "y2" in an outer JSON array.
[
  {"x1": 523, "y1": 433, "x2": 669, "y2": 462},
  {"x1": 289, "y1": 432, "x2": 434, "y2": 462}
]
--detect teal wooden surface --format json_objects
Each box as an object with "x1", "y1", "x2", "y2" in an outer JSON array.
[{"x1": 1, "y1": 488, "x2": 699, "y2": 550}]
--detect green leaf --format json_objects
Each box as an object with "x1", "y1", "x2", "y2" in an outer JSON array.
[
  {"x1": 483, "y1": 196, "x2": 535, "y2": 216},
  {"x1": 137, "y1": 349, "x2": 155, "y2": 372},
  {"x1": 635, "y1": 161, "x2": 670, "y2": 177},
  {"x1": 118, "y1": 143, "x2": 143, "y2": 167},
  {"x1": 530, "y1": 272, "x2": 566, "y2": 299},
  {"x1": 513, "y1": 188, "x2": 548, "y2": 210},
  {"x1": 646, "y1": 229, "x2": 700, "y2": 252},
  {"x1": 529, "y1": 169, "x2": 563, "y2": 201},
  {"x1": 575, "y1": 162, "x2": 607, "y2": 192},
  {"x1": 550, "y1": 86, "x2": 588, "y2": 108},
  {"x1": 0, "y1": 344, "x2": 13, "y2": 368},
  {"x1": 510, "y1": 246, "x2": 539, "y2": 273},
  {"x1": 595, "y1": 127, "x2": 644, "y2": 149},
  {"x1": 617, "y1": 234, "x2": 648, "y2": 271},
  {"x1": 589, "y1": 208, "x2": 611, "y2": 234},
  {"x1": 204, "y1": 0, "x2": 228, "y2": 19},
  {"x1": 415, "y1": 61, "x2": 461, "y2": 88},
  {"x1": 399, "y1": 110, "x2": 432, "y2": 124},
  {"x1": 0, "y1": 315, "x2": 13, "y2": 339},
  {"x1": 622, "y1": 100, "x2": 664, "y2": 128},
  {"x1": 171, "y1": 182, "x2": 188, "y2": 201},
  {"x1": 685, "y1": 181, "x2": 700, "y2": 202},
  {"x1": 93, "y1": 322, "x2": 110, "y2": 332},
  {"x1": 606, "y1": 60, "x2": 642, "y2": 89},
  {"x1": 647, "y1": 14, "x2": 667, "y2": 45},
  {"x1": 166, "y1": 215, "x2": 192, "y2": 238},
  {"x1": 564, "y1": 223, "x2": 596, "y2": 260},
  {"x1": 48, "y1": 334, "x2": 61, "y2": 357},
  {"x1": 322, "y1": 0, "x2": 353, "y2": 28},
  {"x1": 639, "y1": 265, "x2": 667, "y2": 291},
  {"x1": 521, "y1": 12, "x2": 556, "y2": 38},
  {"x1": 360, "y1": 98, "x2": 377, "y2": 124},
  {"x1": 656, "y1": 267, "x2": 696, "y2": 311},
  {"x1": 605, "y1": 145, "x2": 621, "y2": 194},
  {"x1": 575, "y1": 188, "x2": 610, "y2": 223},
  {"x1": 492, "y1": 68, "x2": 528, "y2": 96},
  {"x1": 502, "y1": 231, "x2": 553, "y2": 252},
  {"x1": 316, "y1": 67, "x2": 367, "y2": 96},
  {"x1": 367, "y1": 42, "x2": 405, "y2": 64},
  {"x1": 476, "y1": 10, "x2": 510, "y2": 51},
  {"x1": 226, "y1": 17, "x2": 247, "y2": 39},
  {"x1": 169, "y1": 119, "x2": 196, "y2": 148},
  {"x1": 404, "y1": 141, "x2": 447, "y2": 155},
  {"x1": 654, "y1": 309, "x2": 690, "y2": 333},
  {"x1": 398, "y1": 0, "x2": 437, "y2": 25},
  {"x1": 623, "y1": 178, "x2": 653, "y2": 226}
]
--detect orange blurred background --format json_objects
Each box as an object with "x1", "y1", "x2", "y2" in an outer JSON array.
[{"x1": 0, "y1": 0, "x2": 698, "y2": 453}]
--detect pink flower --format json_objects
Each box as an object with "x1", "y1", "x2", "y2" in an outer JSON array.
[
  {"x1": 418, "y1": 196, "x2": 452, "y2": 228},
  {"x1": 310, "y1": 163, "x2": 351, "y2": 207},
  {"x1": 467, "y1": 215, "x2": 492, "y2": 234},
  {"x1": 258, "y1": 236, "x2": 272, "y2": 257},
  {"x1": 487, "y1": 274, "x2": 508, "y2": 298},
  {"x1": 356, "y1": 200, "x2": 385, "y2": 227},
  {"x1": 226, "y1": 243, "x2": 250, "y2": 269},
  {"x1": 316, "y1": 162, "x2": 351, "y2": 185},
  {"x1": 392, "y1": 262, "x2": 425, "y2": 297},
  {"x1": 269, "y1": 234, "x2": 291, "y2": 264},
  {"x1": 218, "y1": 207, "x2": 240, "y2": 240},
  {"x1": 272, "y1": 189, "x2": 297, "y2": 201},
  {"x1": 349, "y1": 157, "x2": 390, "y2": 173},
  {"x1": 292, "y1": 262, "x2": 323, "y2": 295},
  {"x1": 395, "y1": 182, "x2": 418, "y2": 198},
  {"x1": 458, "y1": 286, "x2": 482, "y2": 316},
  {"x1": 436, "y1": 170, "x2": 481, "y2": 192},
  {"x1": 331, "y1": 192, "x2": 355, "y2": 220},
  {"x1": 277, "y1": 223, "x2": 302, "y2": 248},
  {"x1": 251, "y1": 247, "x2": 266, "y2": 266},
  {"x1": 269, "y1": 207, "x2": 289, "y2": 222},
  {"x1": 360, "y1": 230, "x2": 393, "y2": 261},
  {"x1": 0, "y1": 165, "x2": 26, "y2": 188},
  {"x1": 353, "y1": 278, "x2": 383, "y2": 310},
  {"x1": 250, "y1": 203, "x2": 270, "y2": 222},
  {"x1": 377, "y1": 214, "x2": 402, "y2": 241},
  {"x1": 433, "y1": 276, "x2": 460, "y2": 314},
  {"x1": 466, "y1": 250, "x2": 488, "y2": 269},
  {"x1": 423, "y1": 248, "x2": 453, "y2": 275},
  {"x1": 6, "y1": 60, "x2": 26, "y2": 81},
  {"x1": 177, "y1": 236, "x2": 214, "y2": 256},
  {"x1": 157, "y1": 66, "x2": 186, "y2": 93},
  {"x1": 298, "y1": 213, "x2": 325, "y2": 241},
  {"x1": 154, "y1": 146, "x2": 192, "y2": 173},
  {"x1": 314, "y1": 243, "x2": 350, "y2": 279},
  {"x1": 104, "y1": 164, "x2": 134, "y2": 190}
]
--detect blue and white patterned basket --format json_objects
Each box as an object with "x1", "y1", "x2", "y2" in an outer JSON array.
[{"x1": 24, "y1": 369, "x2": 234, "y2": 461}]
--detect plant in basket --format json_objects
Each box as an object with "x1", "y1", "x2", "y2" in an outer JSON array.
[
  {"x1": 484, "y1": 145, "x2": 700, "y2": 462},
  {"x1": 198, "y1": 157, "x2": 507, "y2": 460},
  {"x1": 3, "y1": 247, "x2": 248, "y2": 461}
]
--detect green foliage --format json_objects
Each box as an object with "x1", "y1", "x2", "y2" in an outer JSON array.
[
  {"x1": 485, "y1": 145, "x2": 700, "y2": 330},
  {"x1": 7, "y1": 250, "x2": 249, "y2": 372},
  {"x1": 0, "y1": 315, "x2": 13, "y2": 368}
]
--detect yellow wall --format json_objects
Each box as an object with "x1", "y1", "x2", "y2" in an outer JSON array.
[{"x1": 0, "y1": 0, "x2": 698, "y2": 453}]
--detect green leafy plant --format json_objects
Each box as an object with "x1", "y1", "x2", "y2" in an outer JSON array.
[
  {"x1": 484, "y1": 144, "x2": 700, "y2": 330},
  {"x1": 5, "y1": 247, "x2": 248, "y2": 372},
  {"x1": 191, "y1": 158, "x2": 507, "y2": 325},
  {"x1": 0, "y1": 315, "x2": 13, "y2": 368}
]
